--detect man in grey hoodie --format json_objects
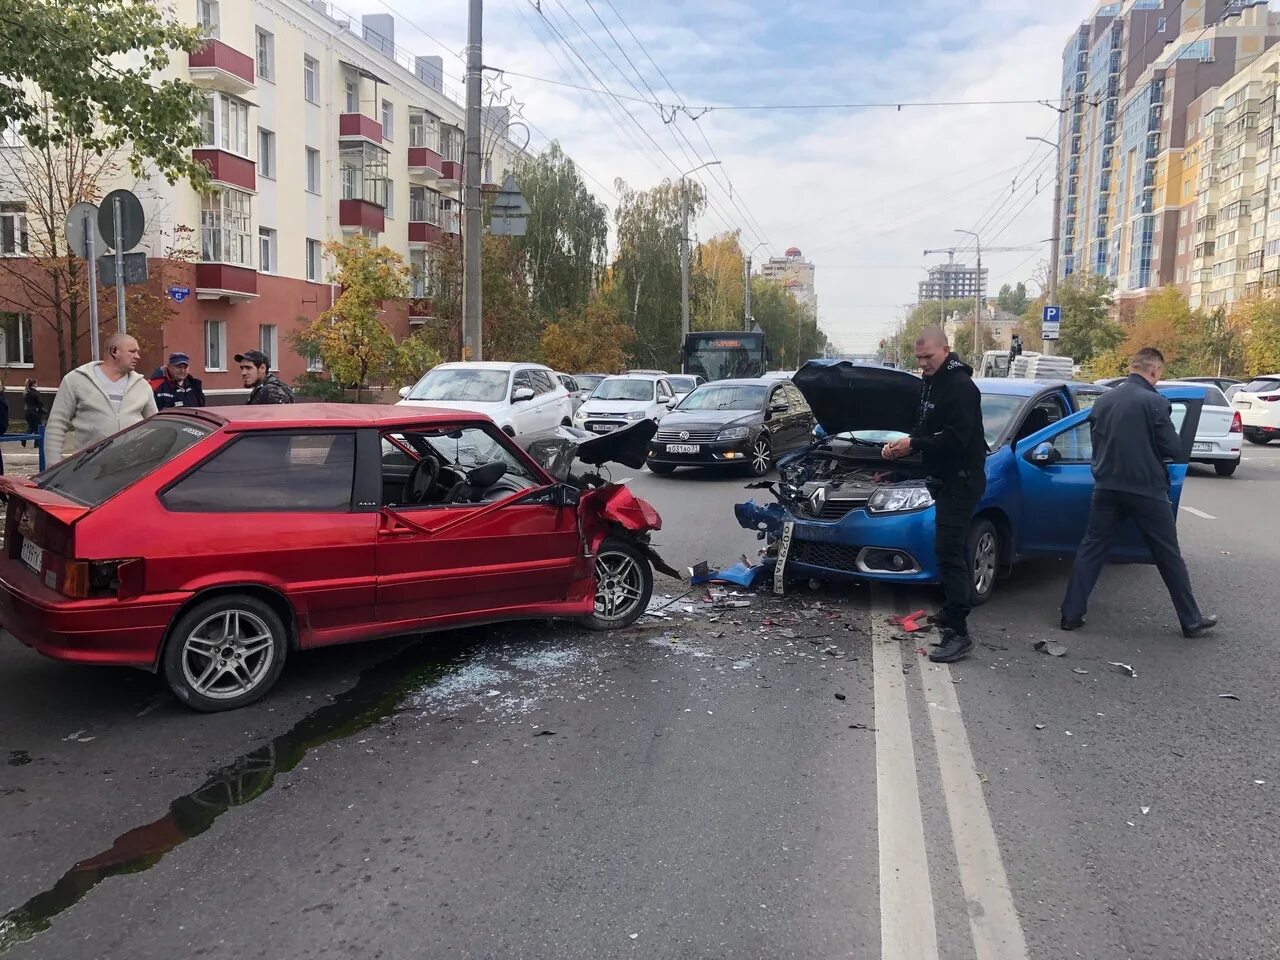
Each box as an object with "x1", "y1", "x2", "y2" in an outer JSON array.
[{"x1": 44, "y1": 333, "x2": 158, "y2": 462}]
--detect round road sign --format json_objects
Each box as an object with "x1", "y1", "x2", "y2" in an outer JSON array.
[{"x1": 98, "y1": 189, "x2": 146, "y2": 252}]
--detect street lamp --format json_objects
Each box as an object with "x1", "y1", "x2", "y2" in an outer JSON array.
[
  {"x1": 1027, "y1": 135, "x2": 1061, "y2": 356},
  {"x1": 955, "y1": 228, "x2": 981, "y2": 358},
  {"x1": 680, "y1": 161, "x2": 722, "y2": 339},
  {"x1": 745, "y1": 241, "x2": 767, "y2": 330}
]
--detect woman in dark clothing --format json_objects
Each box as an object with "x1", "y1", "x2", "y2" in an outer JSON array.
[{"x1": 22, "y1": 379, "x2": 43, "y2": 447}]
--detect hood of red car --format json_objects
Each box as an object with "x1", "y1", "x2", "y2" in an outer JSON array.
[
  {"x1": 791, "y1": 360, "x2": 921, "y2": 435},
  {"x1": 519, "y1": 421, "x2": 658, "y2": 481}
]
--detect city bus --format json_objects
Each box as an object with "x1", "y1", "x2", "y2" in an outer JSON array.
[{"x1": 681, "y1": 331, "x2": 768, "y2": 381}]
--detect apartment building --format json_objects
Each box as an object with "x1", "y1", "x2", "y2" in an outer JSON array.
[
  {"x1": 0, "y1": 0, "x2": 525, "y2": 388},
  {"x1": 760, "y1": 248, "x2": 817, "y2": 318},
  {"x1": 918, "y1": 262, "x2": 988, "y2": 303},
  {"x1": 1056, "y1": 0, "x2": 1273, "y2": 291}
]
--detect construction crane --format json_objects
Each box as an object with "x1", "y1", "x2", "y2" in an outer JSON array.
[{"x1": 921, "y1": 244, "x2": 1043, "y2": 262}]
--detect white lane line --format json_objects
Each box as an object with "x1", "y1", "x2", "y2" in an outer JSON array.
[
  {"x1": 1180, "y1": 505, "x2": 1217, "y2": 520},
  {"x1": 918, "y1": 661, "x2": 1030, "y2": 960},
  {"x1": 871, "y1": 608, "x2": 940, "y2": 960}
]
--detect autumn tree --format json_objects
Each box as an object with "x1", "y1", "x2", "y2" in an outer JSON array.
[
  {"x1": 0, "y1": 0, "x2": 210, "y2": 186},
  {"x1": 299, "y1": 235, "x2": 441, "y2": 399},
  {"x1": 691, "y1": 231, "x2": 745, "y2": 331},
  {"x1": 539, "y1": 294, "x2": 633, "y2": 373},
  {"x1": 1229, "y1": 295, "x2": 1280, "y2": 377},
  {"x1": 750, "y1": 278, "x2": 826, "y2": 369}
]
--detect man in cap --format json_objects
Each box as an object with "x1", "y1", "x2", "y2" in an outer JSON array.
[
  {"x1": 150, "y1": 352, "x2": 207, "y2": 409},
  {"x1": 237, "y1": 349, "x2": 294, "y2": 404}
]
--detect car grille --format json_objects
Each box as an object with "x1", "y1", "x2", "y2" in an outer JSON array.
[
  {"x1": 789, "y1": 539, "x2": 863, "y2": 572},
  {"x1": 807, "y1": 497, "x2": 869, "y2": 522},
  {"x1": 655, "y1": 428, "x2": 722, "y2": 442}
]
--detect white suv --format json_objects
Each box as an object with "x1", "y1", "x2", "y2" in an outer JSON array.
[
  {"x1": 397, "y1": 362, "x2": 574, "y2": 436},
  {"x1": 572, "y1": 374, "x2": 675, "y2": 433},
  {"x1": 1233, "y1": 374, "x2": 1280, "y2": 445}
]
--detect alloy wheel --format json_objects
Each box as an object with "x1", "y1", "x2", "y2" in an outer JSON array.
[
  {"x1": 180, "y1": 609, "x2": 277, "y2": 702},
  {"x1": 593, "y1": 550, "x2": 645, "y2": 623},
  {"x1": 750, "y1": 438, "x2": 772, "y2": 475},
  {"x1": 972, "y1": 530, "x2": 997, "y2": 597}
]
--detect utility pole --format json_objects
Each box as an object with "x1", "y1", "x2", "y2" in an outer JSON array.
[
  {"x1": 462, "y1": 0, "x2": 483, "y2": 360},
  {"x1": 956, "y1": 228, "x2": 981, "y2": 359},
  {"x1": 745, "y1": 242, "x2": 765, "y2": 331},
  {"x1": 1028, "y1": 135, "x2": 1061, "y2": 357},
  {"x1": 679, "y1": 160, "x2": 721, "y2": 340}
]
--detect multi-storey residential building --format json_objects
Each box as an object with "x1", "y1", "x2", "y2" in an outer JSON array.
[
  {"x1": 918, "y1": 261, "x2": 988, "y2": 303},
  {"x1": 760, "y1": 247, "x2": 817, "y2": 317},
  {"x1": 0, "y1": 0, "x2": 526, "y2": 390},
  {"x1": 1056, "y1": 0, "x2": 1275, "y2": 294}
]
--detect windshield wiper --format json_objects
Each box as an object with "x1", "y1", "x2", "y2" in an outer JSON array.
[{"x1": 70, "y1": 437, "x2": 115, "y2": 472}]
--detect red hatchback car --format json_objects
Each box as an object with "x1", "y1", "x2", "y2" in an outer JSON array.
[{"x1": 0, "y1": 405, "x2": 668, "y2": 711}]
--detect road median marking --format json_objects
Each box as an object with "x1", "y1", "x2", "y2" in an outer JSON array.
[
  {"x1": 1180, "y1": 505, "x2": 1217, "y2": 520},
  {"x1": 871, "y1": 599, "x2": 940, "y2": 960}
]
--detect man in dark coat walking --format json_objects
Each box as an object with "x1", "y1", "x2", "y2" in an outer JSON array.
[{"x1": 1060, "y1": 347, "x2": 1216, "y2": 638}]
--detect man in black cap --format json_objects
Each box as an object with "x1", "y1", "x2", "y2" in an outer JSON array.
[
  {"x1": 150, "y1": 352, "x2": 206, "y2": 409},
  {"x1": 236, "y1": 350, "x2": 294, "y2": 404}
]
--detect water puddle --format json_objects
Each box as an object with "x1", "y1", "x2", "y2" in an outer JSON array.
[{"x1": 0, "y1": 633, "x2": 477, "y2": 956}]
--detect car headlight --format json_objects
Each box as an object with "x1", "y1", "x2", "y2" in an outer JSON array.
[
  {"x1": 718, "y1": 426, "x2": 750, "y2": 440},
  {"x1": 867, "y1": 485, "x2": 934, "y2": 514},
  {"x1": 624, "y1": 410, "x2": 646, "y2": 420}
]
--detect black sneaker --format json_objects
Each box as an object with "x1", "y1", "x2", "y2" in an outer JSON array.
[
  {"x1": 1182, "y1": 615, "x2": 1218, "y2": 639},
  {"x1": 929, "y1": 630, "x2": 973, "y2": 663},
  {"x1": 1060, "y1": 616, "x2": 1085, "y2": 632}
]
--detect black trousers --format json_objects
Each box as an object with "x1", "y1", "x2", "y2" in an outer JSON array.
[
  {"x1": 1061, "y1": 489, "x2": 1202, "y2": 629},
  {"x1": 934, "y1": 472, "x2": 986, "y2": 634}
]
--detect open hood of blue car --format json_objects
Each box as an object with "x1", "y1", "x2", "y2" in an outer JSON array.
[{"x1": 791, "y1": 360, "x2": 922, "y2": 436}]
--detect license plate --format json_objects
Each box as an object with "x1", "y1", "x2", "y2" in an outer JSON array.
[
  {"x1": 21, "y1": 539, "x2": 43, "y2": 575},
  {"x1": 1193, "y1": 442, "x2": 1213, "y2": 452},
  {"x1": 589, "y1": 423, "x2": 619, "y2": 433},
  {"x1": 1236, "y1": 400, "x2": 1251, "y2": 408},
  {"x1": 666, "y1": 443, "x2": 701, "y2": 454}
]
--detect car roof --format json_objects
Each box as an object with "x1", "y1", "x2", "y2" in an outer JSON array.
[
  {"x1": 973, "y1": 377, "x2": 1060, "y2": 397},
  {"x1": 695, "y1": 378, "x2": 774, "y2": 387},
  {"x1": 431, "y1": 361, "x2": 545, "y2": 371},
  {"x1": 166, "y1": 403, "x2": 491, "y2": 432},
  {"x1": 604, "y1": 373, "x2": 662, "y2": 381}
]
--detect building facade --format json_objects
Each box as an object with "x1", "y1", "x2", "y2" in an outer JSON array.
[
  {"x1": 760, "y1": 247, "x2": 817, "y2": 318},
  {"x1": 918, "y1": 261, "x2": 988, "y2": 303},
  {"x1": 0, "y1": 0, "x2": 525, "y2": 390}
]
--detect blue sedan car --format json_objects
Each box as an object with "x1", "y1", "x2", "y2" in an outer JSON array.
[{"x1": 735, "y1": 362, "x2": 1206, "y2": 602}]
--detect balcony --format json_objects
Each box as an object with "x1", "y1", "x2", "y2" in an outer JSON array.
[
  {"x1": 188, "y1": 40, "x2": 255, "y2": 95},
  {"x1": 192, "y1": 149, "x2": 255, "y2": 191},
  {"x1": 408, "y1": 220, "x2": 443, "y2": 245},
  {"x1": 408, "y1": 145, "x2": 444, "y2": 180},
  {"x1": 339, "y1": 113, "x2": 384, "y2": 145},
  {"x1": 339, "y1": 199, "x2": 385, "y2": 233},
  {"x1": 195, "y1": 263, "x2": 258, "y2": 302},
  {"x1": 438, "y1": 160, "x2": 463, "y2": 193},
  {"x1": 408, "y1": 297, "x2": 436, "y2": 324}
]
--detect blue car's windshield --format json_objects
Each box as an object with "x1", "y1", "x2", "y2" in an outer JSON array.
[{"x1": 840, "y1": 394, "x2": 1024, "y2": 450}]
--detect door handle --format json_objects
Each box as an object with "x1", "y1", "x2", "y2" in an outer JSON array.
[{"x1": 380, "y1": 527, "x2": 418, "y2": 537}]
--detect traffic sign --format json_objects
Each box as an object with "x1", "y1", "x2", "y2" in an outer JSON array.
[
  {"x1": 1042, "y1": 304, "x2": 1061, "y2": 323},
  {"x1": 97, "y1": 252, "x2": 149, "y2": 287},
  {"x1": 64, "y1": 202, "x2": 105, "y2": 260},
  {"x1": 98, "y1": 189, "x2": 145, "y2": 251},
  {"x1": 1042, "y1": 304, "x2": 1061, "y2": 341}
]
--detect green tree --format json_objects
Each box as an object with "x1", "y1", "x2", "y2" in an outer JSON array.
[
  {"x1": 424, "y1": 234, "x2": 541, "y2": 362},
  {"x1": 540, "y1": 294, "x2": 633, "y2": 373},
  {"x1": 1056, "y1": 272, "x2": 1122, "y2": 364},
  {"x1": 885, "y1": 299, "x2": 971, "y2": 368},
  {"x1": 952, "y1": 323, "x2": 997, "y2": 365},
  {"x1": 0, "y1": 0, "x2": 210, "y2": 185},
  {"x1": 512, "y1": 142, "x2": 609, "y2": 321},
  {"x1": 749, "y1": 278, "x2": 827, "y2": 368},
  {"x1": 996, "y1": 281, "x2": 1029, "y2": 315}
]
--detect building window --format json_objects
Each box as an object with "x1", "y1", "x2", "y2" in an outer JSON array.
[
  {"x1": 0, "y1": 123, "x2": 21, "y2": 148},
  {"x1": 305, "y1": 147, "x2": 320, "y2": 193},
  {"x1": 197, "y1": 0, "x2": 219, "y2": 38},
  {"x1": 410, "y1": 248, "x2": 428, "y2": 297},
  {"x1": 200, "y1": 189, "x2": 253, "y2": 267},
  {"x1": 409, "y1": 110, "x2": 438, "y2": 148},
  {"x1": 255, "y1": 28, "x2": 274, "y2": 81},
  {"x1": 338, "y1": 142, "x2": 388, "y2": 206},
  {"x1": 306, "y1": 349, "x2": 324, "y2": 372},
  {"x1": 0, "y1": 312, "x2": 33, "y2": 366},
  {"x1": 440, "y1": 125, "x2": 461, "y2": 162},
  {"x1": 258, "y1": 128, "x2": 275, "y2": 178},
  {"x1": 385, "y1": 180, "x2": 394, "y2": 218},
  {"x1": 409, "y1": 185, "x2": 440, "y2": 223},
  {"x1": 258, "y1": 226, "x2": 275, "y2": 273},
  {"x1": 0, "y1": 202, "x2": 28, "y2": 256},
  {"x1": 1157, "y1": 17, "x2": 1166, "y2": 32},
  {"x1": 345, "y1": 79, "x2": 358, "y2": 114},
  {"x1": 381, "y1": 99, "x2": 394, "y2": 140},
  {"x1": 303, "y1": 56, "x2": 319, "y2": 104},
  {"x1": 205, "y1": 319, "x2": 226, "y2": 371},
  {"x1": 199, "y1": 93, "x2": 250, "y2": 155},
  {"x1": 306, "y1": 238, "x2": 322, "y2": 281},
  {"x1": 259, "y1": 324, "x2": 278, "y2": 370}
]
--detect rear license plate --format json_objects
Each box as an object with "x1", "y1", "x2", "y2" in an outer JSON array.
[
  {"x1": 1193, "y1": 442, "x2": 1213, "y2": 452},
  {"x1": 21, "y1": 539, "x2": 43, "y2": 575},
  {"x1": 666, "y1": 443, "x2": 701, "y2": 454},
  {"x1": 1236, "y1": 401, "x2": 1252, "y2": 408},
  {"x1": 590, "y1": 423, "x2": 619, "y2": 433}
]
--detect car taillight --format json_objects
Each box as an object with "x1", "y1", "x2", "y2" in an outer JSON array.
[
  {"x1": 1263, "y1": 395, "x2": 1280, "y2": 402},
  {"x1": 58, "y1": 559, "x2": 143, "y2": 599},
  {"x1": 1231, "y1": 412, "x2": 1243, "y2": 433}
]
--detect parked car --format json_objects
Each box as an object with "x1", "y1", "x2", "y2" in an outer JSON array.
[
  {"x1": 0, "y1": 407, "x2": 670, "y2": 712},
  {"x1": 665, "y1": 374, "x2": 705, "y2": 406},
  {"x1": 627, "y1": 369, "x2": 669, "y2": 376},
  {"x1": 1231, "y1": 374, "x2": 1280, "y2": 444},
  {"x1": 735, "y1": 361, "x2": 1206, "y2": 605},
  {"x1": 556, "y1": 373, "x2": 591, "y2": 416},
  {"x1": 1181, "y1": 375, "x2": 1243, "y2": 393},
  {"x1": 1160, "y1": 381, "x2": 1241, "y2": 475},
  {"x1": 646, "y1": 379, "x2": 816, "y2": 477},
  {"x1": 397, "y1": 362, "x2": 573, "y2": 436},
  {"x1": 572, "y1": 373, "x2": 608, "y2": 396},
  {"x1": 572, "y1": 374, "x2": 677, "y2": 434}
]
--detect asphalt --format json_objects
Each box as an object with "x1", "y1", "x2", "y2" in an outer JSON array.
[{"x1": 1, "y1": 446, "x2": 1277, "y2": 959}]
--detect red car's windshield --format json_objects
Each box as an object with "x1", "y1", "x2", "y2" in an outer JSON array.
[{"x1": 37, "y1": 417, "x2": 215, "y2": 507}]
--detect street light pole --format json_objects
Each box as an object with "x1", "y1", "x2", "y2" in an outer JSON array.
[
  {"x1": 956, "y1": 228, "x2": 981, "y2": 360},
  {"x1": 1028, "y1": 135, "x2": 1061, "y2": 357},
  {"x1": 745, "y1": 241, "x2": 766, "y2": 331},
  {"x1": 679, "y1": 160, "x2": 722, "y2": 340},
  {"x1": 462, "y1": 0, "x2": 484, "y2": 360}
]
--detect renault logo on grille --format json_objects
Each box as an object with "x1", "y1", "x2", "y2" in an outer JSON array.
[
  {"x1": 679, "y1": 430, "x2": 690, "y2": 441},
  {"x1": 809, "y1": 487, "x2": 827, "y2": 515}
]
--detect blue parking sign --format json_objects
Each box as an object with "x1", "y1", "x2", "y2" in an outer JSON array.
[{"x1": 1043, "y1": 305, "x2": 1060, "y2": 323}]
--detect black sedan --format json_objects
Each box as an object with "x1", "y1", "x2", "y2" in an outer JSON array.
[{"x1": 646, "y1": 379, "x2": 816, "y2": 476}]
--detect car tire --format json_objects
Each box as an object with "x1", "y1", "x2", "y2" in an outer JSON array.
[
  {"x1": 747, "y1": 435, "x2": 773, "y2": 477},
  {"x1": 1246, "y1": 433, "x2": 1271, "y2": 445},
  {"x1": 647, "y1": 462, "x2": 676, "y2": 475},
  {"x1": 162, "y1": 594, "x2": 289, "y2": 712},
  {"x1": 579, "y1": 538, "x2": 653, "y2": 631},
  {"x1": 1215, "y1": 458, "x2": 1240, "y2": 476},
  {"x1": 967, "y1": 518, "x2": 999, "y2": 607}
]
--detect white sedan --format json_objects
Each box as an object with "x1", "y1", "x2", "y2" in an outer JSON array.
[
  {"x1": 397, "y1": 362, "x2": 574, "y2": 436},
  {"x1": 1161, "y1": 381, "x2": 1241, "y2": 476},
  {"x1": 1232, "y1": 374, "x2": 1280, "y2": 446}
]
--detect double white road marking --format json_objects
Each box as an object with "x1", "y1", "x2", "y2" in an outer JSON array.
[{"x1": 871, "y1": 591, "x2": 1029, "y2": 960}]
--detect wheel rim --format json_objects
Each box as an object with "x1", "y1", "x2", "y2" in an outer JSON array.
[
  {"x1": 973, "y1": 530, "x2": 997, "y2": 596},
  {"x1": 180, "y1": 609, "x2": 276, "y2": 701},
  {"x1": 593, "y1": 550, "x2": 645, "y2": 623},
  {"x1": 751, "y1": 440, "x2": 772, "y2": 474}
]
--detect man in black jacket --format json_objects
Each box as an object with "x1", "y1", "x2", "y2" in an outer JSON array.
[
  {"x1": 883, "y1": 327, "x2": 987, "y2": 662},
  {"x1": 236, "y1": 350, "x2": 294, "y2": 404},
  {"x1": 1060, "y1": 347, "x2": 1216, "y2": 638}
]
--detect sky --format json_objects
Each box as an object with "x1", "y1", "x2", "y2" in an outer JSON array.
[{"x1": 332, "y1": 0, "x2": 1091, "y2": 353}]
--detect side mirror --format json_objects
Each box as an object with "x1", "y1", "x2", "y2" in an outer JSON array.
[
  {"x1": 665, "y1": 397, "x2": 679, "y2": 407},
  {"x1": 512, "y1": 387, "x2": 535, "y2": 402},
  {"x1": 1029, "y1": 441, "x2": 1061, "y2": 466},
  {"x1": 552, "y1": 483, "x2": 581, "y2": 507},
  {"x1": 769, "y1": 402, "x2": 789, "y2": 414},
  {"x1": 398, "y1": 386, "x2": 412, "y2": 400}
]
